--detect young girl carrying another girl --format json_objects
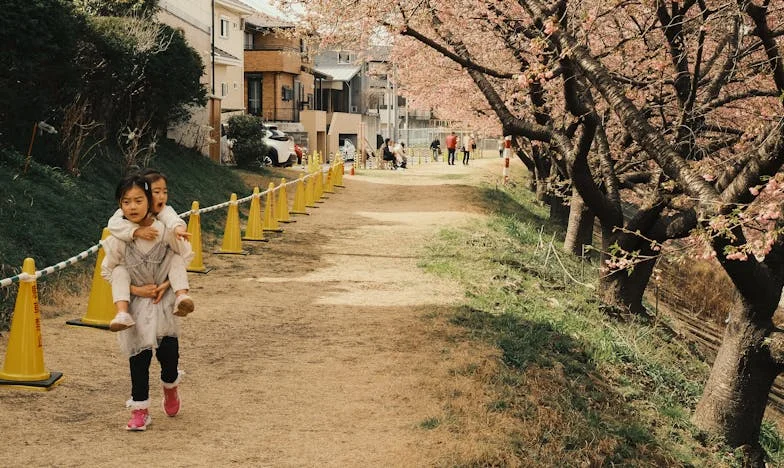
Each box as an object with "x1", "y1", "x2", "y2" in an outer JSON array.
[{"x1": 101, "y1": 173, "x2": 194, "y2": 431}]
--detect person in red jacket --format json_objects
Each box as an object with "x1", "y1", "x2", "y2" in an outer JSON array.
[{"x1": 445, "y1": 131, "x2": 458, "y2": 165}]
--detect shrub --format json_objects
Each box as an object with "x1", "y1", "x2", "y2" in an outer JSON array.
[
  {"x1": 0, "y1": 0, "x2": 84, "y2": 154},
  {"x1": 225, "y1": 115, "x2": 268, "y2": 168},
  {"x1": 73, "y1": 0, "x2": 158, "y2": 17}
]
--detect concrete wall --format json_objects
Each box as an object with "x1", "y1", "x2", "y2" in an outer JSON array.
[
  {"x1": 301, "y1": 110, "x2": 327, "y2": 156},
  {"x1": 158, "y1": 0, "x2": 212, "y2": 155}
]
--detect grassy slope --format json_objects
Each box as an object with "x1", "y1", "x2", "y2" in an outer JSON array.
[
  {"x1": 420, "y1": 181, "x2": 784, "y2": 467},
  {"x1": 0, "y1": 140, "x2": 251, "y2": 326}
]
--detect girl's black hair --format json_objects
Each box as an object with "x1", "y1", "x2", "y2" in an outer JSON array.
[
  {"x1": 114, "y1": 173, "x2": 153, "y2": 214},
  {"x1": 141, "y1": 167, "x2": 167, "y2": 185}
]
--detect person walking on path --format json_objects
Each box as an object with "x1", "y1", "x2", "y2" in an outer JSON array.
[
  {"x1": 445, "y1": 132, "x2": 458, "y2": 165},
  {"x1": 463, "y1": 135, "x2": 476, "y2": 165},
  {"x1": 102, "y1": 174, "x2": 194, "y2": 431},
  {"x1": 429, "y1": 138, "x2": 440, "y2": 162}
]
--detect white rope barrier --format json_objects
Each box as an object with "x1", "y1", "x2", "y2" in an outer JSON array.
[
  {"x1": 1, "y1": 168, "x2": 328, "y2": 288},
  {"x1": 0, "y1": 243, "x2": 102, "y2": 288}
]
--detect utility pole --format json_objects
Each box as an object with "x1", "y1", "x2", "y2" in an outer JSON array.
[
  {"x1": 404, "y1": 99, "x2": 409, "y2": 147},
  {"x1": 392, "y1": 64, "x2": 398, "y2": 141},
  {"x1": 211, "y1": 0, "x2": 215, "y2": 95},
  {"x1": 386, "y1": 67, "x2": 392, "y2": 139}
]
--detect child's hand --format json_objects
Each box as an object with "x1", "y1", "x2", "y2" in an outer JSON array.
[
  {"x1": 174, "y1": 226, "x2": 192, "y2": 241},
  {"x1": 153, "y1": 281, "x2": 171, "y2": 304},
  {"x1": 133, "y1": 226, "x2": 159, "y2": 241},
  {"x1": 131, "y1": 284, "x2": 158, "y2": 298}
]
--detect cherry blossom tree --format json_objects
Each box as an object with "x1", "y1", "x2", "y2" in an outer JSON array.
[{"x1": 289, "y1": 0, "x2": 784, "y2": 461}]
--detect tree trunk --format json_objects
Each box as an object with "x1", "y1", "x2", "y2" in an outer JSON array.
[
  {"x1": 598, "y1": 229, "x2": 655, "y2": 315},
  {"x1": 564, "y1": 192, "x2": 594, "y2": 255},
  {"x1": 692, "y1": 307, "x2": 777, "y2": 467},
  {"x1": 549, "y1": 194, "x2": 569, "y2": 228},
  {"x1": 599, "y1": 261, "x2": 655, "y2": 315}
]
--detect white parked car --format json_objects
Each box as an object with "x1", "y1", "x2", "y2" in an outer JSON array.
[
  {"x1": 262, "y1": 126, "x2": 297, "y2": 167},
  {"x1": 340, "y1": 139, "x2": 356, "y2": 162}
]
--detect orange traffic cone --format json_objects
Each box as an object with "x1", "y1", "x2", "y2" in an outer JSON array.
[
  {"x1": 186, "y1": 201, "x2": 212, "y2": 273},
  {"x1": 66, "y1": 228, "x2": 114, "y2": 329},
  {"x1": 0, "y1": 258, "x2": 63, "y2": 390},
  {"x1": 276, "y1": 179, "x2": 295, "y2": 223},
  {"x1": 243, "y1": 187, "x2": 267, "y2": 242},
  {"x1": 290, "y1": 174, "x2": 309, "y2": 215},
  {"x1": 216, "y1": 193, "x2": 247, "y2": 255},
  {"x1": 263, "y1": 183, "x2": 283, "y2": 232}
]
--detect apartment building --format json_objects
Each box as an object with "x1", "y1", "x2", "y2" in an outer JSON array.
[{"x1": 158, "y1": 0, "x2": 252, "y2": 161}]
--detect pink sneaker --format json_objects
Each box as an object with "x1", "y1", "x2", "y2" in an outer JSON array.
[
  {"x1": 174, "y1": 294, "x2": 194, "y2": 317},
  {"x1": 162, "y1": 385, "x2": 181, "y2": 417},
  {"x1": 126, "y1": 408, "x2": 151, "y2": 431}
]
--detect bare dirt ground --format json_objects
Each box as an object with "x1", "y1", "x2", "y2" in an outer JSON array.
[{"x1": 1, "y1": 157, "x2": 520, "y2": 467}]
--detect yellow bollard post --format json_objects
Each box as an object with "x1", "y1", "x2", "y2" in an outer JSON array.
[
  {"x1": 216, "y1": 194, "x2": 247, "y2": 255},
  {"x1": 335, "y1": 161, "x2": 346, "y2": 187},
  {"x1": 291, "y1": 174, "x2": 309, "y2": 215},
  {"x1": 66, "y1": 228, "x2": 115, "y2": 329},
  {"x1": 315, "y1": 167, "x2": 326, "y2": 202},
  {"x1": 185, "y1": 201, "x2": 211, "y2": 272},
  {"x1": 276, "y1": 178, "x2": 295, "y2": 223},
  {"x1": 305, "y1": 173, "x2": 317, "y2": 208},
  {"x1": 243, "y1": 187, "x2": 267, "y2": 242},
  {"x1": 324, "y1": 167, "x2": 335, "y2": 194},
  {"x1": 263, "y1": 183, "x2": 283, "y2": 232},
  {"x1": 0, "y1": 258, "x2": 64, "y2": 390}
]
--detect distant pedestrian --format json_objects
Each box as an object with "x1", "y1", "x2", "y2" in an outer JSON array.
[
  {"x1": 429, "y1": 138, "x2": 440, "y2": 162},
  {"x1": 394, "y1": 141, "x2": 408, "y2": 169},
  {"x1": 381, "y1": 138, "x2": 395, "y2": 169},
  {"x1": 498, "y1": 139, "x2": 504, "y2": 158},
  {"x1": 445, "y1": 131, "x2": 458, "y2": 165},
  {"x1": 463, "y1": 135, "x2": 476, "y2": 165}
]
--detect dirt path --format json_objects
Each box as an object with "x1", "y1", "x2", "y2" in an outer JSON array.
[{"x1": 1, "y1": 158, "x2": 513, "y2": 467}]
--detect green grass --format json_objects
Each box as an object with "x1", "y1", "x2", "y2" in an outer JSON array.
[
  {"x1": 419, "y1": 181, "x2": 784, "y2": 466},
  {"x1": 0, "y1": 140, "x2": 252, "y2": 328}
]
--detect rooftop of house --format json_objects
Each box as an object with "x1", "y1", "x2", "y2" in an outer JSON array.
[{"x1": 245, "y1": 12, "x2": 294, "y2": 29}]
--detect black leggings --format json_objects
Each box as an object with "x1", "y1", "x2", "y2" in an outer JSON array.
[{"x1": 129, "y1": 336, "x2": 179, "y2": 402}]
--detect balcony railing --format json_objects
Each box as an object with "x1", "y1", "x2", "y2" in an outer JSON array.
[
  {"x1": 244, "y1": 44, "x2": 302, "y2": 53},
  {"x1": 249, "y1": 106, "x2": 298, "y2": 123}
]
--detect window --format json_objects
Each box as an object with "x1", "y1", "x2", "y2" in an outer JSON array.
[
  {"x1": 338, "y1": 51, "x2": 352, "y2": 64},
  {"x1": 221, "y1": 82, "x2": 228, "y2": 97},
  {"x1": 247, "y1": 76, "x2": 262, "y2": 115},
  {"x1": 281, "y1": 85, "x2": 293, "y2": 101},
  {"x1": 220, "y1": 18, "x2": 230, "y2": 38},
  {"x1": 244, "y1": 32, "x2": 254, "y2": 49}
]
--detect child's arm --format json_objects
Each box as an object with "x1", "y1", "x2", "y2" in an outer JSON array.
[
  {"x1": 107, "y1": 208, "x2": 137, "y2": 243},
  {"x1": 165, "y1": 229, "x2": 194, "y2": 266},
  {"x1": 100, "y1": 235, "x2": 125, "y2": 284},
  {"x1": 108, "y1": 208, "x2": 158, "y2": 241},
  {"x1": 158, "y1": 205, "x2": 190, "y2": 240}
]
